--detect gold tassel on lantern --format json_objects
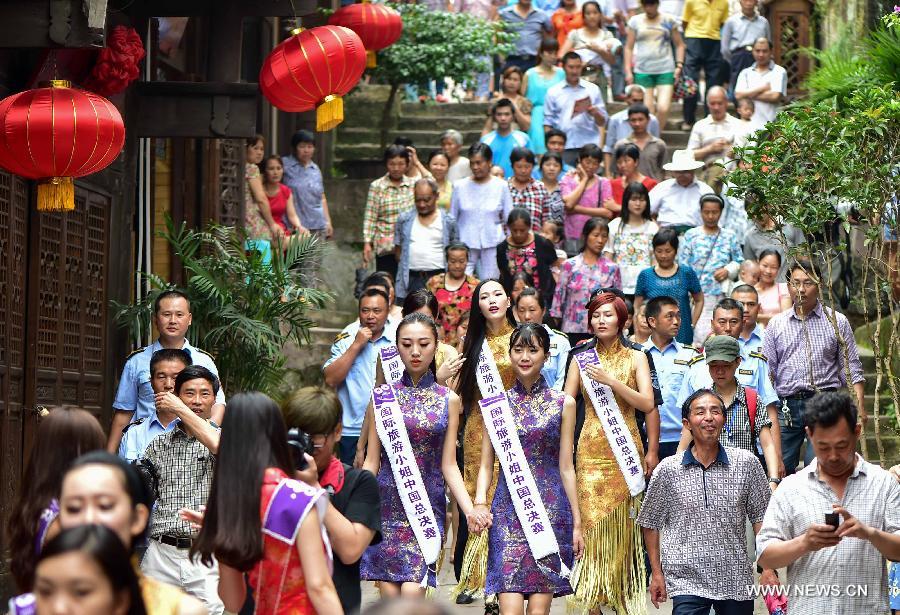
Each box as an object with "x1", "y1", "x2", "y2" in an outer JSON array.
[
  {"x1": 37, "y1": 177, "x2": 75, "y2": 212},
  {"x1": 366, "y1": 50, "x2": 377, "y2": 68},
  {"x1": 316, "y1": 95, "x2": 344, "y2": 132}
]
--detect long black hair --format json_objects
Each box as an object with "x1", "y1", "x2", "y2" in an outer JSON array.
[
  {"x1": 458, "y1": 279, "x2": 516, "y2": 414},
  {"x1": 38, "y1": 525, "x2": 147, "y2": 615},
  {"x1": 620, "y1": 181, "x2": 651, "y2": 223},
  {"x1": 191, "y1": 392, "x2": 295, "y2": 570}
]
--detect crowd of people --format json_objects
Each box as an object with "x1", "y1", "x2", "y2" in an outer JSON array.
[{"x1": 5, "y1": 3, "x2": 898, "y2": 615}]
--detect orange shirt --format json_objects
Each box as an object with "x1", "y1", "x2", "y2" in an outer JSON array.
[{"x1": 552, "y1": 8, "x2": 583, "y2": 50}]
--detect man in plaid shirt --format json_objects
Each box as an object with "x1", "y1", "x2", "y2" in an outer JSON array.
[
  {"x1": 362, "y1": 144, "x2": 415, "y2": 280},
  {"x1": 140, "y1": 365, "x2": 223, "y2": 614}
]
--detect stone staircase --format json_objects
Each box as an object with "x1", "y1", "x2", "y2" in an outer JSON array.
[{"x1": 335, "y1": 84, "x2": 695, "y2": 178}]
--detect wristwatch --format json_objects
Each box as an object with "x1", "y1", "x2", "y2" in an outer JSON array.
[{"x1": 768, "y1": 477, "x2": 782, "y2": 485}]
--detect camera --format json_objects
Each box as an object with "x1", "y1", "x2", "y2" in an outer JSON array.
[{"x1": 287, "y1": 428, "x2": 315, "y2": 470}]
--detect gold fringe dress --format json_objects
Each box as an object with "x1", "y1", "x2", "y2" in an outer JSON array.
[
  {"x1": 453, "y1": 321, "x2": 517, "y2": 598},
  {"x1": 570, "y1": 339, "x2": 647, "y2": 614}
]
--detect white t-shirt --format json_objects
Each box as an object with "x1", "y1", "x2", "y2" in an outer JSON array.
[
  {"x1": 408, "y1": 214, "x2": 445, "y2": 271},
  {"x1": 447, "y1": 156, "x2": 472, "y2": 183},
  {"x1": 736, "y1": 62, "x2": 788, "y2": 130}
]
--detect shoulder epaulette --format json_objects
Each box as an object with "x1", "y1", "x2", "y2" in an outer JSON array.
[
  {"x1": 334, "y1": 331, "x2": 350, "y2": 343},
  {"x1": 688, "y1": 355, "x2": 705, "y2": 366},
  {"x1": 750, "y1": 351, "x2": 768, "y2": 362},
  {"x1": 125, "y1": 347, "x2": 145, "y2": 361},
  {"x1": 121, "y1": 417, "x2": 145, "y2": 435},
  {"x1": 681, "y1": 343, "x2": 696, "y2": 351},
  {"x1": 193, "y1": 347, "x2": 215, "y2": 360},
  {"x1": 550, "y1": 328, "x2": 566, "y2": 338}
]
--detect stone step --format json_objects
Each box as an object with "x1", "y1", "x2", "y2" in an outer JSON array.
[
  {"x1": 338, "y1": 126, "x2": 484, "y2": 148},
  {"x1": 395, "y1": 115, "x2": 489, "y2": 132},
  {"x1": 400, "y1": 100, "x2": 491, "y2": 116}
]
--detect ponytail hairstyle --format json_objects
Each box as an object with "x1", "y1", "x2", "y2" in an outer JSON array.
[{"x1": 458, "y1": 280, "x2": 516, "y2": 414}]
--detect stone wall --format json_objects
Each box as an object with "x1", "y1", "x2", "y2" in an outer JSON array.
[{"x1": 321, "y1": 177, "x2": 372, "y2": 314}]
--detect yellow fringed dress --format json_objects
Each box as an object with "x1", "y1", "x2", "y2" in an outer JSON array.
[
  {"x1": 454, "y1": 321, "x2": 517, "y2": 597},
  {"x1": 570, "y1": 339, "x2": 647, "y2": 614}
]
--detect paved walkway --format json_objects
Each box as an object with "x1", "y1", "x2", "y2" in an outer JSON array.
[{"x1": 359, "y1": 549, "x2": 770, "y2": 614}]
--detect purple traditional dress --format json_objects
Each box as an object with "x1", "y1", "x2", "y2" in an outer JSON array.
[
  {"x1": 485, "y1": 376, "x2": 574, "y2": 596},
  {"x1": 360, "y1": 370, "x2": 449, "y2": 587}
]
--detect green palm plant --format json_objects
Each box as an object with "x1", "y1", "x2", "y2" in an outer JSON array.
[{"x1": 111, "y1": 215, "x2": 332, "y2": 396}]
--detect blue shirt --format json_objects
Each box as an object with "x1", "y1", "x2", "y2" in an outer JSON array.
[
  {"x1": 542, "y1": 325, "x2": 572, "y2": 391},
  {"x1": 543, "y1": 79, "x2": 608, "y2": 150},
  {"x1": 323, "y1": 320, "x2": 397, "y2": 437},
  {"x1": 738, "y1": 323, "x2": 765, "y2": 355},
  {"x1": 112, "y1": 339, "x2": 225, "y2": 422},
  {"x1": 634, "y1": 265, "x2": 703, "y2": 344},
  {"x1": 603, "y1": 108, "x2": 661, "y2": 154},
  {"x1": 282, "y1": 155, "x2": 327, "y2": 230},
  {"x1": 643, "y1": 338, "x2": 702, "y2": 442},
  {"x1": 676, "y1": 348, "x2": 779, "y2": 410},
  {"x1": 499, "y1": 5, "x2": 553, "y2": 56},
  {"x1": 480, "y1": 130, "x2": 531, "y2": 179},
  {"x1": 117, "y1": 412, "x2": 178, "y2": 463}
]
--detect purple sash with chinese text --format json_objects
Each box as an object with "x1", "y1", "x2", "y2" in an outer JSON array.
[{"x1": 380, "y1": 345, "x2": 404, "y2": 384}]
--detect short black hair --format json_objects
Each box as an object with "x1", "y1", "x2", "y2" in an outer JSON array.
[
  {"x1": 290, "y1": 129, "x2": 315, "y2": 149},
  {"x1": 492, "y1": 98, "x2": 514, "y2": 116},
  {"x1": 364, "y1": 271, "x2": 394, "y2": 291},
  {"x1": 646, "y1": 295, "x2": 679, "y2": 321},
  {"x1": 731, "y1": 284, "x2": 758, "y2": 298},
  {"x1": 714, "y1": 297, "x2": 744, "y2": 320},
  {"x1": 803, "y1": 390, "x2": 858, "y2": 433},
  {"x1": 384, "y1": 144, "x2": 409, "y2": 162},
  {"x1": 149, "y1": 348, "x2": 192, "y2": 375},
  {"x1": 393, "y1": 136, "x2": 414, "y2": 148},
  {"x1": 154, "y1": 289, "x2": 190, "y2": 314},
  {"x1": 359, "y1": 287, "x2": 390, "y2": 307},
  {"x1": 445, "y1": 241, "x2": 470, "y2": 258},
  {"x1": 614, "y1": 142, "x2": 641, "y2": 163},
  {"x1": 544, "y1": 128, "x2": 567, "y2": 144},
  {"x1": 561, "y1": 51, "x2": 582, "y2": 65},
  {"x1": 468, "y1": 142, "x2": 493, "y2": 162},
  {"x1": 788, "y1": 258, "x2": 820, "y2": 282},
  {"x1": 652, "y1": 227, "x2": 679, "y2": 250},
  {"x1": 627, "y1": 103, "x2": 650, "y2": 119},
  {"x1": 540, "y1": 151, "x2": 563, "y2": 170},
  {"x1": 509, "y1": 146, "x2": 535, "y2": 166},
  {"x1": 174, "y1": 365, "x2": 220, "y2": 395},
  {"x1": 699, "y1": 193, "x2": 725, "y2": 211},
  {"x1": 578, "y1": 143, "x2": 603, "y2": 162},
  {"x1": 681, "y1": 388, "x2": 725, "y2": 421}
]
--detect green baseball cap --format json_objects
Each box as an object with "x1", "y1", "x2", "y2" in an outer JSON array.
[{"x1": 705, "y1": 335, "x2": 740, "y2": 363}]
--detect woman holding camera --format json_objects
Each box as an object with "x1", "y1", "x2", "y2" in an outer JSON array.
[
  {"x1": 361, "y1": 313, "x2": 488, "y2": 598},
  {"x1": 192, "y1": 392, "x2": 342, "y2": 614}
]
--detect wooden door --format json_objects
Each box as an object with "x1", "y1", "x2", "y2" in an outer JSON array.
[
  {"x1": 0, "y1": 171, "x2": 29, "y2": 591},
  {"x1": 768, "y1": 0, "x2": 812, "y2": 96}
]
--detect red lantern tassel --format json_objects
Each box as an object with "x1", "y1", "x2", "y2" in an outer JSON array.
[
  {"x1": 37, "y1": 177, "x2": 75, "y2": 212},
  {"x1": 366, "y1": 50, "x2": 376, "y2": 68},
  {"x1": 316, "y1": 95, "x2": 344, "y2": 132}
]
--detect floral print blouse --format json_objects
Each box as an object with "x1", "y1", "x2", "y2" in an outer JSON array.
[
  {"x1": 550, "y1": 254, "x2": 622, "y2": 333},
  {"x1": 427, "y1": 273, "x2": 480, "y2": 344}
]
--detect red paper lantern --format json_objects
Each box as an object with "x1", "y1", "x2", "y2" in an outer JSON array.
[
  {"x1": 0, "y1": 80, "x2": 125, "y2": 211},
  {"x1": 328, "y1": 1, "x2": 403, "y2": 68},
  {"x1": 259, "y1": 26, "x2": 366, "y2": 132}
]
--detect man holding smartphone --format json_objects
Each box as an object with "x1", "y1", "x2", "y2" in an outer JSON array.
[{"x1": 757, "y1": 391, "x2": 900, "y2": 614}]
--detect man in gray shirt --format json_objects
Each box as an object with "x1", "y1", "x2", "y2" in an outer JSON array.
[
  {"x1": 757, "y1": 391, "x2": 900, "y2": 615},
  {"x1": 721, "y1": 0, "x2": 770, "y2": 98},
  {"x1": 639, "y1": 388, "x2": 770, "y2": 615},
  {"x1": 499, "y1": 0, "x2": 552, "y2": 73},
  {"x1": 742, "y1": 213, "x2": 805, "y2": 280}
]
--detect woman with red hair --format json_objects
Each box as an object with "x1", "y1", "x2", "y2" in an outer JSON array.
[{"x1": 563, "y1": 292, "x2": 657, "y2": 614}]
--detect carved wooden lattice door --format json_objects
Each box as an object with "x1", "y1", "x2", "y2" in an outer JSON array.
[
  {"x1": 24, "y1": 185, "x2": 110, "y2": 449},
  {"x1": 0, "y1": 170, "x2": 29, "y2": 590},
  {"x1": 206, "y1": 138, "x2": 245, "y2": 226},
  {"x1": 769, "y1": 0, "x2": 812, "y2": 96}
]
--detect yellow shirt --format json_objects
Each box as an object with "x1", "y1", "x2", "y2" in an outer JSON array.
[{"x1": 683, "y1": 0, "x2": 729, "y2": 40}]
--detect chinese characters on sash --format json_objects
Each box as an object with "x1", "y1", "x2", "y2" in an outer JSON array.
[
  {"x1": 380, "y1": 345, "x2": 404, "y2": 385},
  {"x1": 475, "y1": 340, "x2": 504, "y2": 398},
  {"x1": 478, "y1": 393, "x2": 570, "y2": 578},
  {"x1": 575, "y1": 349, "x2": 646, "y2": 497},
  {"x1": 371, "y1": 384, "x2": 442, "y2": 586}
]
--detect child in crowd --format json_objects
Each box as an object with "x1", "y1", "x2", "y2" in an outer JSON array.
[
  {"x1": 490, "y1": 165, "x2": 505, "y2": 178},
  {"x1": 734, "y1": 98, "x2": 757, "y2": 148},
  {"x1": 722, "y1": 259, "x2": 760, "y2": 296},
  {"x1": 541, "y1": 218, "x2": 568, "y2": 284}
]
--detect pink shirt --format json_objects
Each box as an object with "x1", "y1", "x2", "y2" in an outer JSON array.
[{"x1": 560, "y1": 172, "x2": 613, "y2": 240}]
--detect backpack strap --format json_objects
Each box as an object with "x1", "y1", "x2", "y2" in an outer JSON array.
[{"x1": 745, "y1": 386, "x2": 758, "y2": 436}]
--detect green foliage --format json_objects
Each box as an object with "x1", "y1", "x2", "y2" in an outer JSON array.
[
  {"x1": 369, "y1": 3, "x2": 515, "y2": 87},
  {"x1": 111, "y1": 216, "x2": 332, "y2": 397}
]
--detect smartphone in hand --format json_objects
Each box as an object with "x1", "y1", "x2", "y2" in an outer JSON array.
[{"x1": 824, "y1": 512, "x2": 840, "y2": 529}]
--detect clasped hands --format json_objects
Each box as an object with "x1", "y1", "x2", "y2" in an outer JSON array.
[{"x1": 469, "y1": 505, "x2": 494, "y2": 534}]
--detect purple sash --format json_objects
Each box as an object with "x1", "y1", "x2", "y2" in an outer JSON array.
[
  {"x1": 34, "y1": 499, "x2": 59, "y2": 555},
  {"x1": 8, "y1": 593, "x2": 36, "y2": 615},
  {"x1": 261, "y1": 478, "x2": 322, "y2": 545}
]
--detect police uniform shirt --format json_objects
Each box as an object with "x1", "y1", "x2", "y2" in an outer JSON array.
[
  {"x1": 117, "y1": 412, "x2": 179, "y2": 464},
  {"x1": 738, "y1": 323, "x2": 765, "y2": 356},
  {"x1": 643, "y1": 339, "x2": 701, "y2": 443},
  {"x1": 675, "y1": 345, "x2": 778, "y2": 410},
  {"x1": 542, "y1": 325, "x2": 572, "y2": 392},
  {"x1": 323, "y1": 318, "x2": 397, "y2": 438},
  {"x1": 112, "y1": 339, "x2": 226, "y2": 423}
]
